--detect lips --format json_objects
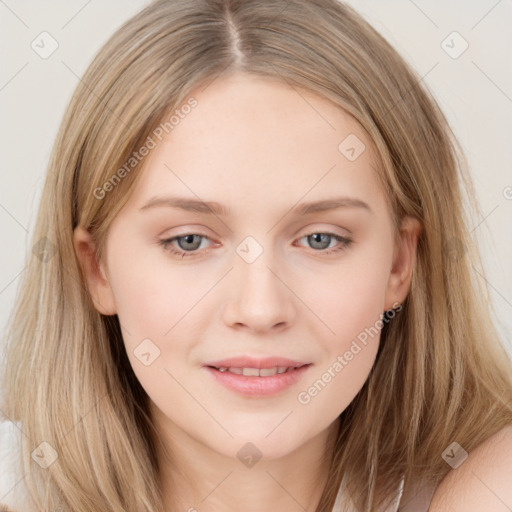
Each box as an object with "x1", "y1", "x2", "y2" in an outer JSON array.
[{"x1": 203, "y1": 356, "x2": 312, "y2": 397}]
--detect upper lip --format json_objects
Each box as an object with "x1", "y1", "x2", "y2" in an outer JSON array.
[{"x1": 204, "y1": 356, "x2": 311, "y2": 370}]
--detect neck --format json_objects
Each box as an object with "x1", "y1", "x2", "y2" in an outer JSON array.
[{"x1": 151, "y1": 409, "x2": 340, "y2": 512}]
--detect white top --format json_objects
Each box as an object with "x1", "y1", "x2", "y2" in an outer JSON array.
[
  {"x1": 332, "y1": 473, "x2": 404, "y2": 512},
  {"x1": 0, "y1": 420, "x2": 421, "y2": 512}
]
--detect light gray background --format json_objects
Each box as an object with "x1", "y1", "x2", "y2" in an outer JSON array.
[{"x1": 1, "y1": 0, "x2": 511, "y2": 356}]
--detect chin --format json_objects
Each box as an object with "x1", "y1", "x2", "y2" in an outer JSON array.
[{"x1": 220, "y1": 423, "x2": 312, "y2": 460}]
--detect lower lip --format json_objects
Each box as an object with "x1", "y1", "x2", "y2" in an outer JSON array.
[{"x1": 204, "y1": 365, "x2": 312, "y2": 397}]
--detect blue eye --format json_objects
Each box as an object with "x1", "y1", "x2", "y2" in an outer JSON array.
[
  {"x1": 158, "y1": 232, "x2": 352, "y2": 259},
  {"x1": 297, "y1": 233, "x2": 353, "y2": 254},
  {"x1": 159, "y1": 234, "x2": 210, "y2": 258}
]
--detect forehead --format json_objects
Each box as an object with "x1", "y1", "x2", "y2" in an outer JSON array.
[{"x1": 127, "y1": 72, "x2": 386, "y2": 213}]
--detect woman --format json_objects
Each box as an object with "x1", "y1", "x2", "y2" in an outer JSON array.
[{"x1": 1, "y1": 1, "x2": 512, "y2": 511}]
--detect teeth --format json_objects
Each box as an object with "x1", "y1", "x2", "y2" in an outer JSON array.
[
  {"x1": 242, "y1": 367, "x2": 260, "y2": 376},
  {"x1": 215, "y1": 366, "x2": 298, "y2": 376}
]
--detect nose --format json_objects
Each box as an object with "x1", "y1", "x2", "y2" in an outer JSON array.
[{"x1": 222, "y1": 244, "x2": 296, "y2": 334}]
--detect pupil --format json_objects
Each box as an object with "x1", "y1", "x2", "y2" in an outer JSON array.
[
  {"x1": 181, "y1": 235, "x2": 199, "y2": 250},
  {"x1": 310, "y1": 233, "x2": 329, "y2": 249}
]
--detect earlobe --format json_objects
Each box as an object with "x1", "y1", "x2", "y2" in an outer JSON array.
[
  {"x1": 384, "y1": 216, "x2": 422, "y2": 310},
  {"x1": 72, "y1": 226, "x2": 117, "y2": 315}
]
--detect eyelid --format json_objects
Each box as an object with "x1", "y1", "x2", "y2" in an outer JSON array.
[{"x1": 297, "y1": 223, "x2": 352, "y2": 238}]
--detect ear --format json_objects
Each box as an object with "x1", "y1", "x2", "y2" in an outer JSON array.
[
  {"x1": 384, "y1": 216, "x2": 422, "y2": 310},
  {"x1": 73, "y1": 226, "x2": 117, "y2": 315}
]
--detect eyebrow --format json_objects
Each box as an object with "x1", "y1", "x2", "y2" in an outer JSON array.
[{"x1": 139, "y1": 195, "x2": 372, "y2": 216}]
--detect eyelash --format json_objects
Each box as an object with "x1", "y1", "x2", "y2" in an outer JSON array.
[{"x1": 158, "y1": 232, "x2": 353, "y2": 259}]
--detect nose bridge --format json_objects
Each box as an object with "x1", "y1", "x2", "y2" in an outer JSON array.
[{"x1": 223, "y1": 234, "x2": 295, "y2": 332}]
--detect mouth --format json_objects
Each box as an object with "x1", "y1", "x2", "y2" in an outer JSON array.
[
  {"x1": 206, "y1": 364, "x2": 309, "y2": 376},
  {"x1": 203, "y1": 359, "x2": 313, "y2": 397}
]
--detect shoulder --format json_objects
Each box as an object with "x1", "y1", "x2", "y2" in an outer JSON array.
[
  {"x1": 0, "y1": 420, "x2": 35, "y2": 512},
  {"x1": 429, "y1": 425, "x2": 512, "y2": 511}
]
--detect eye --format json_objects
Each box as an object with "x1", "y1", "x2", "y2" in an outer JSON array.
[
  {"x1": 159, "y1": 234, "x2": 213, "y2": 259},
  {"x1": 296, "y1": 232, "x2": 353, "y2": 255},
  {"x1": 158, "y1": 231, "x2": 353, "y2": 259}
]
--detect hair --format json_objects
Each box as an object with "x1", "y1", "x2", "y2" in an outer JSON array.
[{"x1": 1, "y1": 0, "x2": 512, "y2": 511}]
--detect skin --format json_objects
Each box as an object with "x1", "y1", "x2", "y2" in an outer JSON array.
[
  {"x1": 429, "y1": 425, "x2": 512, "y2": 511},
  {"x1": 74, "y1": 71, "x2": 421, "y2": 511}
]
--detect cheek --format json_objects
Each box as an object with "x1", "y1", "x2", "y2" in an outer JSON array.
[
  {"x1": 106, "y1": 251, "x2": 197, "y2": 415},
  {"x1": 103, "y1": 243, "x2": 184, "y2": 377},
  {"x1": 310, "y1": 242, "x2": 392, "y2": 348},
  {"x1": 107, "y1": 241, "x2": 188, "y2": 334},
  {"x1": 296, "y1": 287, "x2": 384, "y2": 425},
  {"x1": 296, "y1": 241, "x2": 393, "y2": 414}
]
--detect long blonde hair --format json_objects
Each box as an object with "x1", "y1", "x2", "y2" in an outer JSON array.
[{"x1": 2, "y1": 1, "x2": 512, "y2": 510}]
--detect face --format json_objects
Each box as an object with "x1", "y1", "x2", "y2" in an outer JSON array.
[{"x1": 75, "y1": 71, "x2": 419, "y2": 462}]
